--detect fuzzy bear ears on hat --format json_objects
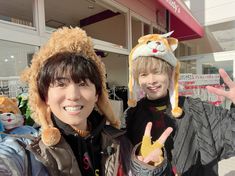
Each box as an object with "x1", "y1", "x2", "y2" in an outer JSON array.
[
  {"x1": 128, "y1": 31, "x2": 183, "y2": 118},
  {"x1": 21, "y1": 27, "x2": 120, "y2": 146}
]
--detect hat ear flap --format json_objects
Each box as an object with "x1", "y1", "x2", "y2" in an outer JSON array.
[
  {"x1": 169, "y1": 61, "x2": 183, "y2": 118},
  {"x1": 97, "y1": 89, "x2": 120, "y2": 128},
  {"x1": 128, "y1": 48, "x2": 138, "y2": 107},
  {"x1": 39, "y1": 105, "x2": 61, "y2": 146}
]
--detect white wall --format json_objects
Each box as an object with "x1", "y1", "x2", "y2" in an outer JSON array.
[
  {"x1": 187, "y1": 0, "x2": 235, "y2": 26},
  {"x1": 115, "y1": 0, "x2": 157, "y2": 23},
  {"x1": 83, "y1": 14, "x2": 126, "y2": 48},
  {"x1": 101, "y1": 52, "x2": 128, "y2": 87}
]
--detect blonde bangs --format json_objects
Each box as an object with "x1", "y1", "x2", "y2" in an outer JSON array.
[{"x1": 132, "y1": 56, "x2": 173, "y2": 80}]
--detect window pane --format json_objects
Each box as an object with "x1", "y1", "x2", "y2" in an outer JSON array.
[
  {"x1": 131, "y1": 17, "x2": 142, "y2": 47},
  {"x1": 0, "y1": 0, "x2": 34, "y2": 27},
  {"x1": 202, "y1": 61, "x2": 233, "y2": 80},
  {"x1": 144, "y1": 23, "x2": 150, "y2": 35},
  {"x1": 0, "y1": 40, "x2": 38, "y2": 77},
  {"x1": 0, "y1": 40, "x2": 38, "y2": 97},
  {"x1": 180, "y1": 60, "x2": 196, "y2": 74}
]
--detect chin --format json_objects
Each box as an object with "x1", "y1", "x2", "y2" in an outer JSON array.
[{"x1": 150, "y1": 94, "x2": 165, "y2": 100}]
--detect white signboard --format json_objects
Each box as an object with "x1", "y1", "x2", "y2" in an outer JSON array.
[{"x1": 179, "y1": 74, "x2": 225, "y2": 106}]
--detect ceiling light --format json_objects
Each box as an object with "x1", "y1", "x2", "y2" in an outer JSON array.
[
  {"x1": 88, "y1": 5, "x2": 94, "y2": 9},
  {"x1": 86, "y1": 0, "x2": 96, "y2": 3}
]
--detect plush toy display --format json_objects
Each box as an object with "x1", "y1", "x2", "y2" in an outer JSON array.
[
  {"x1": 17, "y1": 93, "x2": 34, "y2": 126},
  {"x1": 0, "y1": 96, "x2": 24, "y2": 131}
]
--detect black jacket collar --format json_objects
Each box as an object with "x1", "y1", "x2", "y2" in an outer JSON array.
[{"x1": 51, "y1": 110, "x2": 106, "y2": 139}]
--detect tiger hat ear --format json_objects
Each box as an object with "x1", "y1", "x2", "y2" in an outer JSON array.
[{"x1": 167, "y1": 37, "x2": 178, "y2": 52}]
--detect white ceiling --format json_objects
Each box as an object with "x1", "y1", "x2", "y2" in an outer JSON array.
[
  {"x1": 185, "y1": 20, "x2": 235, "y2": 55},
  {"x1": 182, "y1": 0, "x2": 235, "y2": 54},
  {"x1": 209, "y1": 20, "x2": 235, "y2": 51}
]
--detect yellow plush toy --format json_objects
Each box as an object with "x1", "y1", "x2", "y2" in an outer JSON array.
[
  {"x1": 0, "y1": 96, "x2": 24, "y2": 131},
  {"x1": 140, "y1": 135, "x2": 164, "y2": 166}
]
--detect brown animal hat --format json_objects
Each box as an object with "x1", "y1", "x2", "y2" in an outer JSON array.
[
  {"x1": 21, "y1": 27, "x2": 120, "y2": 146},
  {"x1": 128, "y1": 31, "x2": 183, "y2": 118}
]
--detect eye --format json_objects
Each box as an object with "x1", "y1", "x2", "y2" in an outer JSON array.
[
  {"x1": 139, "y1": 73, "x2": 148, "y2": 77},
  {"x1": 78, "y1": 81, "x2": 87, "y2": 87},
  {"x1": 54, "y1": 81, "x2": 66, "y2": 87},
  {"x1": 52, "y1": 79, "x2": 69, "y2": 87},
  {"x1": 156, "y1": 41, "x2": 161, "y2": 45},
  {"x1": 146, "y1": 41, "x2": 151, "y2": 44},
  {"x1": 0, "y1": 111, "x2": 2, "y2": 114},
  {"x1": 153, "y1": 69, "x2": 160, "y2": 74},
  {"x1": 9, "y1": 111, "x2": 14, "y2": 114}
]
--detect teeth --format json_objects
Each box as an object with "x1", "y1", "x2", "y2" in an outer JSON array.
[
  {"x1": 149, "y1": 87, "x2": 158, "y2": 90},
  {"x1": 64, "y1": 106, "x2": 82, "y2": 112}
]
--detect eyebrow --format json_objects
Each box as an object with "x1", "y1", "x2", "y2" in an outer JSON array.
[{"x1": 54, "y1": 77, "x2": 70, "y2": 82}]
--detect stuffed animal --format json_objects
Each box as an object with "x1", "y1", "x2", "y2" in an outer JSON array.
[{"x1": 0, "y1": 96, "x2": 24, "y2": 131}]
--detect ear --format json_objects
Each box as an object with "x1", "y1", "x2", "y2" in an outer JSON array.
[
  {"x1": 95, "y1": 94, "x2": 98, "y2": 103},
  {"x1": 11, "y1": 98, "x2": 18, "y2": 105},
  {"x1": 45, "y1": 97, "x2": 49, "y2": 105},
  {"x1": 167, "y1": 37, "x2": 178, "y2": 51}
]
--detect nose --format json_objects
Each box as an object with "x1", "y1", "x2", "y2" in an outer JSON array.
[
  {"x1": 66, "y1": 83, "x2": 81, "y2": 101},
  {"x1": 146, "y1": 74, "x2": 157, "y2": 84}
]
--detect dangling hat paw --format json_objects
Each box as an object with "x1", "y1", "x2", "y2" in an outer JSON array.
[{"x1": 41, "y1": 127, "x2": 61, "y2": 146}]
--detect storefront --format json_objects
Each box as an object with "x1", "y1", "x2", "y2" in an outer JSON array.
[{"x1": 0, "y1": 0, "x2": 203, "y2": 111}]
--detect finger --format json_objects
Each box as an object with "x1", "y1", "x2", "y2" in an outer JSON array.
[
  {"x1": 144, "y1": 122, "x2": 152, "y2": 136},
  {"x1": 219, "y1": 69, "x2": 235, "y2": 88},
  {"x1": 157, "y1": 127, "x2": 173, "y2": 145},
  {"x1": 154, "y1": 156, "x2": 164, "y2": 166},
  {"x1": 137, "y1": 155, "x2": 144, "y2": 161},
  {"x1": 206, "y1": 86, "x2": 228, "y2": 97}
]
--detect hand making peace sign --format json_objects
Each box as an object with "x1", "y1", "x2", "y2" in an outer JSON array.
[
  {"x1": 138, "y1": 122, "x2": 173, "y2": 166},
  {"x1": 206, "y1": 69, "x2": 235, "y2": 104}
]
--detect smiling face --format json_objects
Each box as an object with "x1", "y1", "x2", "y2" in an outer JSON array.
[
  {"x1": 37, "y1": 52, "x2": 102, "y2": 129},
  {"x1": 133, "y1": 56, "x2": 172, "y2": 100},
  {"x1": 138, "y1": 72, "x2": 170, "y2": 100},
  {"x1": 46, "y1": 78, "x2": 98, "y2": 129}
]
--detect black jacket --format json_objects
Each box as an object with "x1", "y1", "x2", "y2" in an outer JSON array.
[{"x1": 125, "y1": 96, "x2": 235, "y2": 176}]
